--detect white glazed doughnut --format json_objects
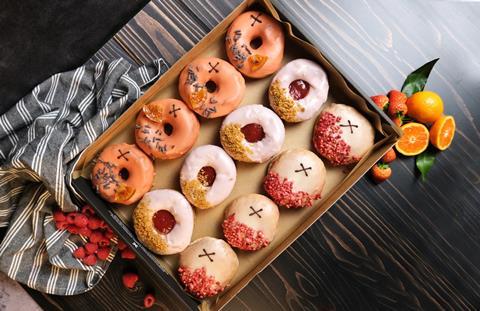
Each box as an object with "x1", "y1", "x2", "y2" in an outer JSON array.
[
  {"x1": 313, "y1": 103, "x2": 375, "y2": 166},
  {"x1": 222, "y1": 194, "x2": 279, "y2": 251},
  {"x1": 269, "y1": 58, "x2": 329, "y2": 122},
  {"x1": 220, "y1": 104, "x2": 285, "y2": 163},
  {"x1": 133, "y1": 189, "x2": 194, "y2": 255},
  {"x1": 178, "y1": 237, "x2": 239, "y2": 299},
  {"x1": 264, "y1": 149, "x2": 326, "y2": 208},
  {"x1": 180, "y1": 145, "x2": 236, "y2": 209}
]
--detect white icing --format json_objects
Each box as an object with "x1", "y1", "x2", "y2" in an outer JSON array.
[
  {"x1": 180, "y1": 145, "x2": 237, "y2": 207},
  {"x1": 269, "y1": 149, "x2": 326, "y2": 195},
  {"x1": 139, "y1": 189, "x2": 194, "y2": 255},
  {"x1": 221, "y1": 104, "x2": 285, "y2": 163},
  {"x1": 323, "y1": 103, "x2": 375, "y2": 161},
  {"x1": 225, "y1": 194, "x2": 279, "y2": 242},
  {"x1": 270, "y1": 58, "x2": 329, "y2": 121},
  {"x1": 179, "y1": 237, "x2": 239, "y2": 286}
]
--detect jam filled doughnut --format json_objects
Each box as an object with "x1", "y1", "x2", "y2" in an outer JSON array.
[
  {"x1": 178, "y1": 237, "x2": 239, "y2": 299},
  {"x1": 135, "y1": 99, "x2": 200, "y2": 160},
  {"x1": 178, "y1": 57, "x2": 245, "y2": 118},
  {"x1": 222, "y1": 194, "x2": 279, "y2": 251},
  {"x1": 313, "y1": 103, "x2": 375, "y2": 166},
  {"x1": 180, "y1": 145, "x2": 236, "y2": 209},
  {"x1": 220, "y1": 105, "x2": 285, "y2": 163},
  {"x1": 269, "y1": 59, "x2": 329, "y2": 122},
  {"x1": 91, "y1": 143, "x2": 154, "y2": 205},
  {"x1": 225, "y1": 11, "x2": 284, "y2": 78},
  {"x1": 133, "y1": 189, "x2": 194, "y2": 255},
  {"x1": 264, "y1": 149, "x2": 326, "y2": 208}
]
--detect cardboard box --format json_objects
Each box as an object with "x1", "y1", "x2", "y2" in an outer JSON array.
[{"x1": 72, "y1": 0, "x2": 401, "y2": 309}]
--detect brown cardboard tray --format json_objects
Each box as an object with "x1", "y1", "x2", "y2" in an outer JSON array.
[{"x1": 72, "y1": 0, "x2": 401, "y2": 309}]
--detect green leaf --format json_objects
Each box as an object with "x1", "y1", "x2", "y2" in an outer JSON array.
[
  {"x1": 416, "y1": 151, "x2": 436, "y2": 181},
  {"x1": 401, "y1": 58, "x2": 439, "y2": 97}
]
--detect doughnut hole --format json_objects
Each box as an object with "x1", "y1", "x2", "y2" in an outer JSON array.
[
  {"x1": 250, "y1": 36, "x2": 263, "y2": 50},
  {"x1": 152, "y1": 210, "x2": 176, "y2": 234},
  {"x1": 241, "y1": 123, "x2": 265, "y2": 143},
  {"x1": 205, "y1": 80, "x2": 217, "y2": 93},
  {"x1": 164, "y1": 123, "x2": 173, "y2": 136},
  {"x1": 119, "y1": 168, "x2": 129, "y2": 180},
  {"x1": 197, "y1": 166, "x2": 216, "y2": 187},
  {"x1": 289, "y1": 79, "x2": 310, "y2": 100}
]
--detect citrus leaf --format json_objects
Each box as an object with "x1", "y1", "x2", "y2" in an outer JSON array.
[
  {"x1": 416, "y1": 150, "x2": 436, "y2": 181},
  {"x1": 401, "y1": 58, "x2": 439, "y2": 97}
]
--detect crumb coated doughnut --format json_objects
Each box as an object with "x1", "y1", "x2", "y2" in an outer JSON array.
[
  {"x1": 133, "y1": 190, "x2": 194, "y2": 255},
  {"x1": 222, "y1": 194, "x2": 279, "y2": 251},
  {"x1": 135, "y1": 99, "x2": 200, "y2": 160},
  {"x1": 226, "y1": 11, "x2": 285, "y2": 78},
  {"x1": 180, "y1": 145, "x2": 237, "y2": 209},
  {"x1": 220, "y1": 105, "x2": 285, "y2": 163},
  {"x1": 178, "y1": 237, "x2": 239, "y2": 299},
  {"x1": 91, "y1": 143, "x2": 154, "y2": 205},
  {"x1": 313, "y1": 103, "x2": 375, "y2": 166},
  {"x1": 269, "y1": 59, "x2": 329, "y2": 122},
  {"x1": 178, "y1": 57, "x2": 245, "y2": 118},
  {"x1": 264, "y1": 149, "x2": 326, "y2": 208}
]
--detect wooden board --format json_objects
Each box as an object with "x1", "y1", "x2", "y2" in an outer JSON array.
[{"x1": 26, "y1": 0, "x2": 480, "y2": 309}]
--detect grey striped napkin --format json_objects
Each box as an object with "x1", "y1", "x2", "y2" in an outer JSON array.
[{"x1": 0, "y1": 58, "x2": 168, "y2": 295}]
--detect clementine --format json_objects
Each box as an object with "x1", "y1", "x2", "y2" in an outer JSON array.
[
  {"x1": 406, "y1": 91, "x2": 444, "y2": 123},
  {"x1": 395, "y1": 122, "x2": 429, "y2": 156},
  {"x1": 430, "y1": 115, "x2": 455, "y2": 150}
]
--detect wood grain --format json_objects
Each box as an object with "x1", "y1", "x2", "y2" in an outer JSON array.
[{"x1": 32, "y1": 0, "x2": 480, "y2": 310}]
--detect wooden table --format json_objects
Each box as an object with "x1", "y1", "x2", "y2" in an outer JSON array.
[{"x1": 12, "y1": 0, "x2": 480, "y2": 309}]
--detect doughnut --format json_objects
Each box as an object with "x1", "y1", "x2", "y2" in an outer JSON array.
[
  {"x1": 225, "y1": 11, "x2": 284, "y2": 78},
  {"x1": 269, "y1": 59, "x2": 329, "y2": 122},
  {"x1": 178, "y1": 237, "x2": 239, "y2": 299},
  {"x1": 135, "y1": 99, "x2": 200, "y2": 160},
  {"x1": 180, "y1": 145, "x2": 236, "y2": 209},
  {"x1": 264, "y1": 149, "x2": 326, "y2": 208},
  {"x1": 222, "y1": 194, "x2": 279, "y2": 251},
  {"x1": 133, "y1": 189, "x2": 194, "y2": 255},
  {"x1": 91, "y1": 143, "x2": 154, "y2": 205},
  {"x1": 313, "y1": 103, "x2": 375, "y2": 166},
  {"x1": 220, "y1": 105, "x2": 285, "y2": 163},
  {"x1": 178, "y1": 57, "x2": 245, "y2": 118}
]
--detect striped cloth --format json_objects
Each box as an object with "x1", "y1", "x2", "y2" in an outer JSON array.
[{"x1": 0, "y1": 58, "x2": 168, "y2": 295}]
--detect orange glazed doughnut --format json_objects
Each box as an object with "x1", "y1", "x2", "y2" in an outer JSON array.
[
  {"x1": 226, "y1": 11, "x2": 284, "y2": 78},
  {"x1": 135, "y1": 99, "x2": 200, "y2": 160},
  {"x1": 91, "y1": 143, "x2": 154, "y2": 205},
  {"x1": 178, "y1": 57, "x2": 245, "y2": 118}
]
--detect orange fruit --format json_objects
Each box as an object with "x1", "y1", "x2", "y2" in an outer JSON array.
[
  {"x1": 429, "y1": 115, "x2": 455, "y2": 150},
  {"x1": 406, "y1": 91, "x2": 444, "y2": 123},
  {"x1": 395, "y1": 122, "x2": 429, "y2": 156}
]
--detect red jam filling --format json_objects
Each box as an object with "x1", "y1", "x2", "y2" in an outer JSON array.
[
  {"x1": 289, "y1": 79, "x2": 310, "y2": 100},
  {"x1": 152, "y1": 210, "x2": 176, "y2": 234},
  {"x1": 240, "y1": 123, "x2": 265, "y2": 143},
  {"x1": 197, "y1": 166, "x2": 216, "y2": 187}
]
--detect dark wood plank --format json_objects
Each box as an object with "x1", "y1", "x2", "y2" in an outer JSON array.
[{"x1": 87, "y1": 39, "x2": 141, "y2": 66}]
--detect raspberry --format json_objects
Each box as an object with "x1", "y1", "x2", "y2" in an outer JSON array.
[
  {"x1": 98, "y1": 237, "x2": 110, "y2": 248},
  {"x1": 85, "y1": 243, "x2": 98, "y2": 255},
  {"x1": 96, "y1": 247, "x2": 110, "y2": 261},
  {"x1": 240, "y1": 123, "x2": 265, "y2": 143},
  {"x1": 66, "y1": 213, "x2": 76, "y2": 224},
  {"x1": 89, "y1": 231, "x2": 103, "y2": 244},
  {"x1": 104, "y1": 230, "x2": 115, "y2": 240},
  {"x1": 122, "y1": 272, "x2": 139, "y2": 289},
  {"x1": 81, "y1": 205, "x2": 95, "y2": 217},
  {"x1": 120, "y1": 247, "x2": 136, "y2": 260},
  {"x1": 74, "y1": 214, "x2": 89, "y2": 228},
  {"x1": 99, "y1": 220, "x2": 108, "y2": 229},
  {"x1": 73, "y1": 247, "x2": 86, "y2": 259},
  {"x1": 143, "y1": 293, "x2": 156, "y2": 308},
  {"x1": 87, "y1": 217, "x2": 102, "y2": 230},
  {"x1": 78, "y1": 227, "x2": 92, "y2": 237},
  {"x1": 55, "y1": 221, "x2": 68, "y2": 231},
  {"x1": 67, "y1": 225, "x2": 79, "y2": 234},
  {"x1": 82, "y1": 254, "x2": 97, "y2": 266},
  {"x1": 117, "y1": 239, "x2": 128, "y2": 251},
  {"x1": 53, "y1": 210, "x2": 66, "y2": 223}
]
